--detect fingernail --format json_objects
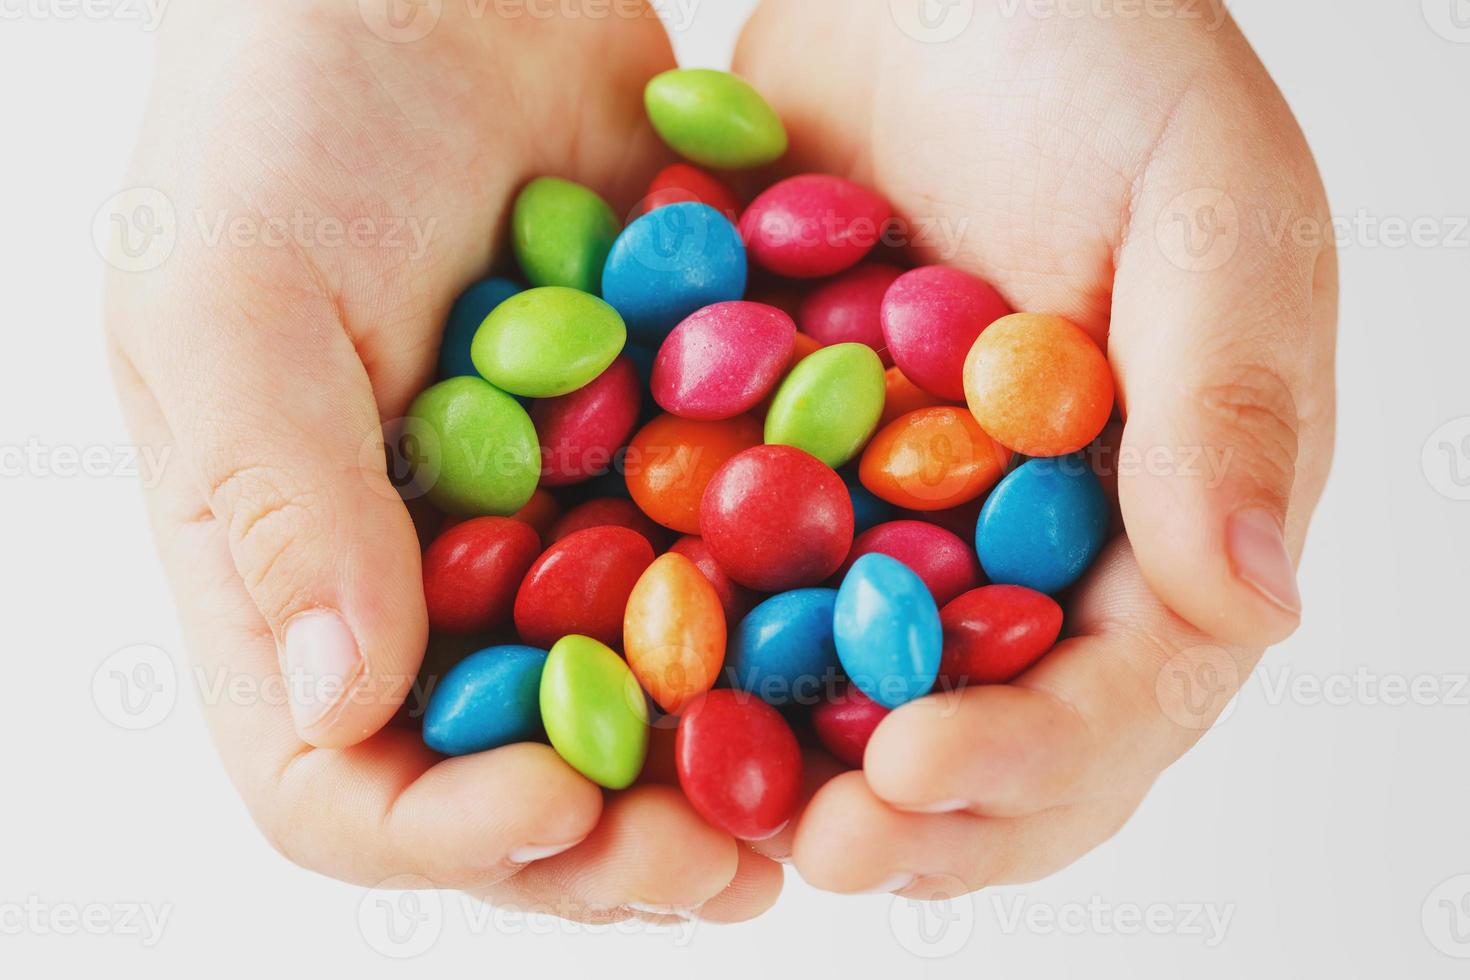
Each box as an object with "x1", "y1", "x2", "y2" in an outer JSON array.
[
  {"x1": 1227, "y1": 508, "x2": 1302, "y2": 615},
  {"x1": 626, "y1": 902, "x2": 697, "y2": 919},
  {"x1": 862, "y1": 872, "x2": 917, "y2": 894},
  {"x1": 281, "y1": 609, "x2": 363, "y2": 729},
  {"x1": 506, "y1": 840, "x2": 583, "y2": 864},
  {"x1": 900, "y1": 799, "x2": 970, "y2": 814}
]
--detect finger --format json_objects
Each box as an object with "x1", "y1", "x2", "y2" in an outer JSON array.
[
  {"x1": 746, "y1": 747, "x2": 849, "y2": 864},
  {"x1": 669, "y1": 844, "x2": 784, "y2": 925}
]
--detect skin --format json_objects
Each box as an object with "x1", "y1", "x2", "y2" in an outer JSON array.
[{"x1": 106, "y1": 0, "x2": 1335, "y2": 916}]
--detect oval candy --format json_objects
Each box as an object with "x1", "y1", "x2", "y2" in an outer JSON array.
[
  {"x1": 624, "y1": 553, "x2": 727, "y2": 714},
  {"x1": 652, "y1": 301, "x2": 795, "y2": 420},
  {"x1": 676, "y1": 690, "x2": 802, "y2": 840},
  {"x1": 405, "y1": 377, "x2": 540, "y2": 517},
  {"x1": 975, "y1": 455, "x2": 1108, "y2": 594},
  {"x1": 740, "y1": 175, "x2": 892, "y2": 279},
  {"x1": 511, "y1": 488, "x2": 562, "y2": 544},
  {"x1": 726, "y1": 588, "x2": 840, "y2": 709},
  {"x1": 644, "y1": 69, "x2": 788, "y2": 170},
  {"x1": 882, "y1": 266, "x2": 1011, "y2": 400},
  {"x1": 846, "y1": 476, "x2": 897, "y2": 534},
  {"x1": 859, "y1": 407, "x2": 1010, "y2": 511},
  {"x1": 626, "y1": 413, "x2": 763, "y2": 534},
  {"x1": 811, "y1": 685, "x2": 890, "y2": 769},
  {"x1": 532, "y1": 355, "x2": 642, "y2": 486},
  {"x1": 422, "y1": 517, "x2": 542, "y2": 634},
  {"x1": 438, "y1": 277, "x2": 521, "y2": 379},
  {"x1": 797, "y1": 262, "x2": 901, "y2": 364},
  {"x1": 513, "y1": 526, "x2": 655, "y2": 649},
  {"x1": 940, "y1": 585, "x2": 1064, "y2": 685},
  {"x1": 643, "y1": 163, "x2": 742, "y2": 222},
  {"x1": 880, "y1": 364, "x2": 952, "y2": 428},
  {"x1": 541, "y1": 635, "x2": 649, "y2": 789},
  {"x1": 473, "y1": 287, "x2": 626, "y2": 398},
  {"x1": 834, "y1": 552, "x2": 943, "y2": 709},
  {"x1": 841, "y1": 520, "x2": 982, "y2": 608},
  {"x1": 423, "y1": 645, "x2": 548, "y2": 756},
  {"x1": 512, "y1": 177, "x2": 619, "y2": 294},
  {"x1": 669, "y1": 535, "x2": 757, "y2": 624},
  {"x1": 548, "y1": 497, "x2": 674, "y2": 553},
  {"x1": 765, "y1": 342, "x2": 886, "y2": 468}
]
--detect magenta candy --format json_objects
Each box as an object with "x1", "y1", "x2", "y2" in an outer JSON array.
[
  {"x1": 797, "y1": 262, "x2": 901, "y2": 365},
  {"x1": 881, "y1": 266, "x2": 1012, "y2": 401},
  {"x1": 669, "y1": 535, "x2": 757, "y2": 624},
  {"x1": 839, "y1": 520, "x2": 982, "y2": 608},
  {"x1": 811, "y1": 685, "x2": 889, "y2": 769},
  {"x1": 531, "y1": 355, "x2": 642, "y2": 486},
  {"x1": 739, "y1": 175, "x2": 893, "y2": 279},
  {"x1": 651, "y1": 302, "x2": 796, "y2": 420}
]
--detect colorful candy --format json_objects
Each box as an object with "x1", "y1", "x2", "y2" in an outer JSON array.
[
  {"x1": 668, "y1": 536, "x2": 756, "y2": 624},
  {"x1": 964, "y1": 313, "x2": 1115, "y2": 457},
  {"x1": 940, "y1": 585, "x2": 1064, "y2": 685},
  {"x1": 626, "y1": 413, "x2": 763, "y2": 534},
  {"x1": 726, "y1": 588, "x2": 840, "y2": 707},
  {"x1": 859, "y1": 406, "x2": 1010, "y2": 511},
  {"x1": 879, "y1": 364, "x2": 953, "y2": 428},
  {"x1": 513, "y1": 526, "x2": 655, "y2": 649},
  {"x1": 406, "y1": 377, "x2": 540, "y2": 516},
  {"x1": 540, "y1": 635, "x2": 649, "y2": 789},
  {"x1": 422, "y1": 517, "x2": 541, "y2": 634},
  {"x1": 511, "y1": 177, "x2": 619, "y2": 294},
  {"x1": 675, "y1": 690, "x2": 802, "y2": 840},
  {"x1": 834, "y1": 552, "x2": 943, "y2": 709},
  {"x1": 651, "y1": 301, "x2": 796, "y2": 420},
  {"x1": 532, "y1": 355, "x2": 641, "y2": 486},
  {"x1": 882, "y1": 266, "x2": 1011, "y2": 400},
  {"x1": 423, "y1": 646, "x2": 548, "y2": 756},
  {"x1": 547, "y1": 497, "x2": 673, "y2": 553},
  {"x1": 841, "y1": 520, "x2": 982, "y2": 608},
  {"x1": 975, "y1": 455, "x2": 1108, "y2": 594},
  {"x1": 643, "y1": 163, "x2": 741, "y2": 222},
  {"x1": 797, "y1": 262, "x2": 901, "y2": 364},
  {"x1": 811, "y1": 685, "x2": 889, "y2": 769},
  {"x1": 700, "y1": 445, "x2": 855, "y2": 591},
  {"x1": 624, "y1": 553, "x2": 727, "y2": 714},
  {"x1": 473, "y1": 287, "x2": 626, "y2": 398},
  {"x1": 439, "y1": 277, "x2": 521, "y2": 379},
  {"x1": 740, "y1": 175, "x2": 892, "y2": 279},
  {"x1": 644, "y1": 69, "x2": 789, "y2": 170},
  {"x1": 764, "y1": 342, "x2": 886, "y2": 468}
]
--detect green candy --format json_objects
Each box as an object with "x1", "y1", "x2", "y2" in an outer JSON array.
[
  {"x1": 405, "y1": 377, "x2": 540, "y2": 517},
  {"x1": 472, "y1": 286, "x2": 626, "y2": 398},
  {"x1": 512, "y1": 177, "x2": 620, "y2": 294},
  {"x1": 540, "y1": 635, "x2": 649, "y2": 789},
  {"x1": 644, "y1": 69, "x2": 788, "y2": 170},
  {"x1": 765, "y1": 343, "x2": 886, "y2": 468}
]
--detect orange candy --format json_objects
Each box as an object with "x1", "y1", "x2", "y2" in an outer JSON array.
[
  {"x1": 859, "y1": 407, "x2": 1010, "y2": 511},
  {"x1": 511, "y1": 488, "x2": 562, "y2": 544},
  {"x1": 963, "y1": 313, "x2": 1115, "y2": 457},
  {"x1": 624, "y1": 553, "x2": 727, "y2": 714},
  {"x1": 626, "y1": 413, "x2": 763, "y2": 534},
  {"x1": 880, "y1": 365, "x2": 953, "y2": 428},
  {"x1": 756, "y1": 331, "x2": 823, "y2": 417}
]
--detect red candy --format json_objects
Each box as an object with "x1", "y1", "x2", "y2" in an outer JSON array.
[
  {"x1": 676, "y1": 690, "x2": 803, "y2": 840},
  {"x1": 513, "y1": 526, "x2": 655, "y2": 649},
  {"x1": 421, "y1": 517, "x2": 542, "y2": 634},
  {"x1": 797, "y1": 262, "x2": 902, "y2": 364},
  {"x1": 511, "y1": 488, "x2": 562, "y2": 544},
  {"x1": 669, "y1": 535, "x2": 757, "y2": 624},
  {"x1": 811, "y1": 685, "x2": 889, "y2": 769},
  {"x1": 882, "y1": 266, "x2": 1011, "y2": 400},
  {"x1": 548, "y1": 497, "x2": 674, "y2": 553},
  {"x1": 739, "y1": 175, "x2": 892, "y2": 279},
  {"x1": 840, "y1": 520, "x2": 982, "y2": 608},
  {"x1": 700, "y1": 445, "x2": 854, "y2": 592},
  {"x1": 643, "y1": 163, "x2": 741, "y2": 223},
  {"x1": 651, "y1": 302, "x2": 795, "y2": 420},
  {"x1": 939, "y1": 585, "x2": 1064, "y2": 685},
  {"x1": 532, "y1": 355, "x2": 642, "y2": 487}
]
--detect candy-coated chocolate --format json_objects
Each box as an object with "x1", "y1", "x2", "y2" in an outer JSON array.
[
  {"x1": 764, "y1": 343, "x2": 886, "y2": 468},
  {"x1": 882, "y1": 266, "x2": 1011, "y2": 400},
  {"x1": 859, "y1": 407, "x2": 1010, "y2": 511},
  {"x1": 652, "y1": 302, "x2": 796, "y2": 420},
  {"x1": 675, "y1": 690, "x2": 802, "y2": 840},
  {"x1": 644, "y1": 69, "x2": 788, "y2": 170},
  {"x1": 643, "y1": 163, "x2": 741, "y2": 222},
  {"x1": 512, "y1": 489, "x2": 562, "y2": 544},
  {"x1": 797, "y1": 262, "x2": 901, "y2": 364},
  {"x1": 964, "y1": 313, "x2": 1115, "y2": 457},
  {"x1": 423, "y1": 646, "x2": 548, "y2": 755},
  {"x1": 940, "y1": 585, "x2": 1063, "y2": 684},
  {"x1": 834, "y1": 552, "x2": 943, "y2": 709},
  {"x1": 846, "y1": 477, "x2": 896, "y2": 533},
  {"x1": 669, "y1": 536, "x2": 757, "y2": 624},
  {"x1": 896, "y1": 498, "x2": 985, "y2": 543},
  {"x1": 624, "y1": 553, "x2": 727, "y2": 713},
  {"x1": 700, "y1": 445, "x2": 854, "y2": 592},
  {"x1": 811, "y1": 685, "x2": 890, "y2": 769},
  {"x1": 626, "y1": 413, "x2": 763, "y2": 534},
  {"x1": 422, "y1": 517, "x2": 542, "y2": 634},
  {"x1": 726, "y1": 589, "x2": 840, "y2": 708},
  {"x1": 740, "y1": 175, "x2": 893, "y2": 279},
  {"x1": 880, "y1": 365, "x2": 952, "y2": 428},
  {"x1": 438, "y1": 277, "x2": 521, "y2": 379},
  {"x1": 540, "y1": 635, "x2": 649, "y2": 789},
  {"x1": 548, "y1": 497, "x2": 674, "y2": 553},
  {"x1": 406, "y1": 377, "x2": 540, "y2": 516},
  {"x1": 976, "y1": 455, "x2": 1108, "y2": 594},
  {"x1": 602, "y1": 203, "x2": 748, "y2": 345},
  {"x1": 841, "y1": 520, "x2": 982, "y2": 608},
  {"x1": 755, "y1": 331, "x2": 823, "y2": 417},
  {"x1": 473, "y1": 287, "x2": 626, "y2": 398},
  {"x1": 512, "y1": 177, "x2": 619, "y2": 294},
  {"x1": 514, "y1": 526, "x2": 655, "y2": 649},
  {"x1": 532, "y1": 356, "x2": 642, "y2": 486}
]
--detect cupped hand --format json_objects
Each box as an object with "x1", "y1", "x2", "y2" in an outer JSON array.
[
  {"x1": 105, "y1": 1, "x2": 779, "y2": 922},
  {"x1": 733, "y1": 0, "x2": 1337, "y2": 894}
]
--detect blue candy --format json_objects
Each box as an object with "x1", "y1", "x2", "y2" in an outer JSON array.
[
  {"x1": 844, "y1": 473, "x2": 896, "y2": 533},
  {"x1": 438, "y1": 277, "x2": 522, "y2": 379},
  {"x1": 727, "y1": 589, "x2": 840, "y2": 708},
  {"x1": 833, "y1": 553, "x2": 942, "y2": 709},
  {"x1": 976, "y1": 455, "x2": 1108, "y2": 594},
  {"x1": 601, "y1": 203, "x2": 747, "y2": 345},
  {"x1": 422, "y1": 645, "x2": 547, "y2": 756}
]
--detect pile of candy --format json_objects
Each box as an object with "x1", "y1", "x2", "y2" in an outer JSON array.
[{"x1": 405, "y1": 69, "x2": 1115, "y2": 842}]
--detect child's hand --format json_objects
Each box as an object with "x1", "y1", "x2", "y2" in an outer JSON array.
[
  {"x1": 105, "y1": 2, "x2": 779, "y2": 922},
  {"x1": 733, "y1": 0, "x2": 1336, "y2": 893}
]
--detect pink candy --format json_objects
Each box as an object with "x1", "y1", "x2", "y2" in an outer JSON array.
[
  {"x1": 839, "y1": 520, "x2": 983, "y2": 607},
  {"x1": 881, "y1": 266, "x2": 1011, "y2": 401},
  {"x1": 652, "y1": 301, "x2": 796, "y2": 420},
  {"x1": 532, "y1": 355, "x2": 642, "y2": 486},
  {"x1": 740, "y1": 175, "x2": 893, "y2": 279},
  {"x1": 797, "y1": 262, "x2": 901, "y2": 365}
]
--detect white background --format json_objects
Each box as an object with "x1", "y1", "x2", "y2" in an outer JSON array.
[{"x1": 2, "y1": 0, "x2": 1468, "y2": 976}]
